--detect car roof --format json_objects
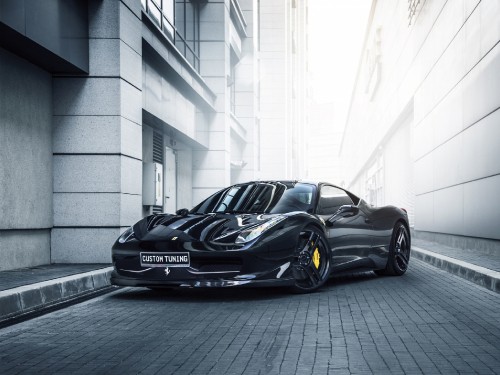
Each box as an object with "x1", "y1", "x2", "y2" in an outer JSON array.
[
  {"x1": 233, "y1": 181, "x2": 360, "y2": 204},
  {"x1": 238, "y1": 180, "x2": 346, "y2": 190}
]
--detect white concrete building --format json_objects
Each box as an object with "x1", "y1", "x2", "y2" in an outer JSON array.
[
  {"x1": 340, "y1": 0, "x2": 500, "y2": 251},
  {"x1": 305, "y1": 101, "x2": 342, "y2": 183},
  {"x1": 255, "y1": 0, "x2": 310, "y2": 180}
]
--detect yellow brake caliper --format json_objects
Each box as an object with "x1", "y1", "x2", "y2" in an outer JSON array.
[{"x1": 312, "y1": 248, "x2": 320, "y2": 269}]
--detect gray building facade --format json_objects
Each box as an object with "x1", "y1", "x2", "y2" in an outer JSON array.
[
  {"x1": 0, "y1": 0, "x2": 255, "y2": 270},
  {"x1": 340, "y1": 0, "x2": 500, "y2": 252}
]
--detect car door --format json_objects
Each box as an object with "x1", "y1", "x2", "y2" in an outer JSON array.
[{"x1": 317, "y1": 185, "x2": 374, "y2": 270}]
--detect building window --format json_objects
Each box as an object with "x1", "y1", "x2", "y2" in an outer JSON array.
[
  {"x1": 229, "y1": 50, "x2": 239, "y2": 115},
  {"x1": 229, "y1": 63, "x2": 236, "y2": 115},
  {"x1": 408, "y1": 0, "x2": 421, "y2": 26},
  {"x1": 175, "y1": 0, "x2": 200, "y2": 72},
  {"x1": 143, "y1": 0, "x2": 200, "y2": 72},
  {"x1": 365, "y1": 154, "x2": 384, "y2": 207}
]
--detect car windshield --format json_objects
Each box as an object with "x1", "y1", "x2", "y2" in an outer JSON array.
[{"x1": 191, "y1": 182, "x2": 316, "y2": 214}]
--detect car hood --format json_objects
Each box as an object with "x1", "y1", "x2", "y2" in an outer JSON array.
[{"x1": 132, "y1": 213, "x2": 284, "y2": 244}]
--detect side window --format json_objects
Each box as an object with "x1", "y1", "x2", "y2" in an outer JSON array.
[{"x1": 318, "y1": 186, "x2": 354, "y2": 215}]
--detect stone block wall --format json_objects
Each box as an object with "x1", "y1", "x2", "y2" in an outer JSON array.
[{"x1": 51, "y1": 0, "x2": 143, "y2": 263}]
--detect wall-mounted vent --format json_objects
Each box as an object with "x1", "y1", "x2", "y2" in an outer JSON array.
[
  {"x1": 153, "y1": 131, "x2": 164, "y2": 164},
  {"x1": 152, "y1": 131, "x2": 164, "y2": 213}
]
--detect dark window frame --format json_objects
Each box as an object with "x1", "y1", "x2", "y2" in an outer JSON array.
[
  {"x1": 317, "y1": 185, "x2": 354, "y2": 216},
  {"x1": 143, "y1": 0, "x2": 201, "y2": 72}
]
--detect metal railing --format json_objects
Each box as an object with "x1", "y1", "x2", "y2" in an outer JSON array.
[{"x1": 142, "y1": 0, "x2": 200, "y2": 72}]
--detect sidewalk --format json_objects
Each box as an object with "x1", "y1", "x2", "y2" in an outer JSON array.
[
  {"x1": 0, "y1": 240, "x2": 499, "y2": 326},
  {"x1": 411, "y1": 238, "x2": 500, "y2": 293},
  {"x1": 0, "y1": 264, "x2": 114, "y2": 326}
]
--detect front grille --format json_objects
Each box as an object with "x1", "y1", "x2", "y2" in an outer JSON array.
[
  {"x1": 191, "y1": 258, "x2": 242, "y2": 273},
  {"x1": 198, "y1": 264, "x2": 242, "y2": 273}
]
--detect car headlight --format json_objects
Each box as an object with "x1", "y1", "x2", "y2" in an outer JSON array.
[
  {"x1": 118, "y1": 226, "x2": 135, "y2": 243},
  {"x1": 235, "y1": 216, "x2": 286, "y2": 244}
]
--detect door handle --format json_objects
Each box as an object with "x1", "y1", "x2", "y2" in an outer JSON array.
[{"x1": 365, "y1": 218, "x2": 372, "y2": 224}]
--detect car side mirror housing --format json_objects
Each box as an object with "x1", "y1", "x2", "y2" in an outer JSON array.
[
  {"x1": 325, "y1": 205, "x2": 359, "y2": 226},
  {"x1": 338, "y1": 204, "x2": 359, "y2": 216}
]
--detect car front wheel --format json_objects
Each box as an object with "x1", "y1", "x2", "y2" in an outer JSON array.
[{"x1": 291, "y1": 227, "x2": 331, "y2": 293}]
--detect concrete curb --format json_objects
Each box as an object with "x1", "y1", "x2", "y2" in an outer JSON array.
[
  {"x1": 1, "y1": 248, "x2": 497, "y2": 324},
  {"x1": 0, "y1": 267, "x2": 114, "y2": 324},
  {"x1": 412, "y1": 247, "x2": 500, "y2": 293}
]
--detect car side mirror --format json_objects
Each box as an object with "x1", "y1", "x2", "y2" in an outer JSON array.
[
  {"x1": 325, "y1": 205, "x2": 359, "y2": 226},
  {"x1": 176, "y1": 208, "x2": 189, "y2": 217},
  {"x1": 337, "y1": 205, "x2": 359, "y2": 216}
]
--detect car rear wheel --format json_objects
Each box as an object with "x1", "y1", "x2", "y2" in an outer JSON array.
[
  {"x1": 375, "y1": 222, "x2": 410, "y2": 276},
  {"x1": 291, "y1": 227, "x2": 331, "y2": 293}
]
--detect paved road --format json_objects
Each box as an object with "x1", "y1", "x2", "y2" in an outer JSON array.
[{"x1": 0, "y1": 260, "x2": 499, "y2": 375}]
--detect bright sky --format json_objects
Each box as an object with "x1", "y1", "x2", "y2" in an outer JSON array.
[{"x1": 308, "y1": 0, "x2": 372, "y2": 128}]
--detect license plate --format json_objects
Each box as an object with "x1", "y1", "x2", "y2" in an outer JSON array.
[{"x1": 140, "y1": 252, "x2": 190, "y2": 268}]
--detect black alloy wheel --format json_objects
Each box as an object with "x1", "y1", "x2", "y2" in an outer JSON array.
[
  {"x1": 376, "y1": 222, "x2": 410, "y2": 276},
  {"x1": 292, "y1": 227, "x2": 331, "y2": 293}
]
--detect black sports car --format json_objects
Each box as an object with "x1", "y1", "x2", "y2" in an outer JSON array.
[{"x1": 111, "y1": 181, "x2": 411, "y2": 293}]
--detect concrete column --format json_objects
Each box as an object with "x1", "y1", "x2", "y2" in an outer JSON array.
[
  {"x1": 193, "y1": 0, "x2": 232, "y2": 205},
  {"x1": 51, "y1": 0, "x2": 143, "y2": 263},
  {"x1": 233, "y1": 0, "x2": 255, "y2": 183},
  {"x1": 257, "y1": 0, "x2": 289, "y2": 180},
  {"x1": 0, "y1": 48, "x2": 52, "y2": 270}
]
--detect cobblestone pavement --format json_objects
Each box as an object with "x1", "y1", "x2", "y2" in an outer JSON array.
[{"x1": 0, "y1": 260, "x2": 499, "y2": 375}]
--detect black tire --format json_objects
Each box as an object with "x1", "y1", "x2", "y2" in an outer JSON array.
[
  {"x1": 375, "y1": 222, "x2": 410, "y2": 276},
  {"x1": 291, "y1": 227, "x2": 331, "y2": 293}
]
